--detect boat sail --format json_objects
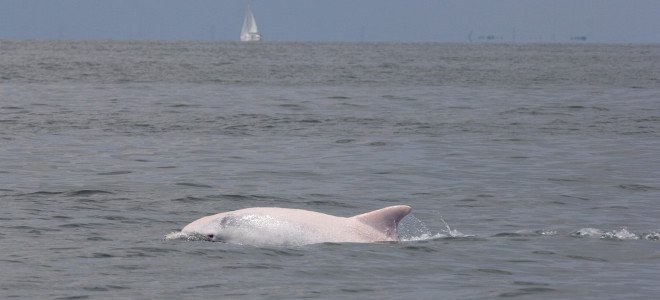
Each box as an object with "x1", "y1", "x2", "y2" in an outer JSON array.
[{"x1": 240, "y1": 4, "x2": 261, "y2": 42}]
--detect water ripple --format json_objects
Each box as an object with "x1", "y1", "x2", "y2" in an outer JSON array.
[
  {"x1": 66, "y1": 190, "x2": 113, "y2": 197},
  {"x1": 499, "y1": 287, "x2": 556, "y2": 298}
]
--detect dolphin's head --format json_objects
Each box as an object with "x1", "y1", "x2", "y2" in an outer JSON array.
[
  {"x1": 181, "y1": 214, "x2": 236, "y2": 242},
  {"x1": 179, "y1": 212, "x2": 308, "y2": 245}
]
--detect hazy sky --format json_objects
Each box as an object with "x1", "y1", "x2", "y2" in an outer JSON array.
[{"x1": 1, "y1": 0, "x2": 659, "y2": 43}]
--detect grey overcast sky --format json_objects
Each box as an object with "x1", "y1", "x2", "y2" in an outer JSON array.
[{"x1": 1, "y1": 0, "x2": 659, "y2": 43}]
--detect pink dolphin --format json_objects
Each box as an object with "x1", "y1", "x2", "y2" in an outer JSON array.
[{"x1": 179, "y1": 205, "x2": 412, "y2": 246}]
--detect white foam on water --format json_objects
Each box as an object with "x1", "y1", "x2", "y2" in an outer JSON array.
[{"x1": 572, "y1": 227, "x2": 659, "y2": 240}]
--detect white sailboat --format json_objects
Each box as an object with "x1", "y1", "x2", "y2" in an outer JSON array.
[{"x1": 240, "y1": 3, "x2": 261, "y2": 42}]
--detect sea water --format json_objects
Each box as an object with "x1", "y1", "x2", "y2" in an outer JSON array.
[{"x1": 1, "y1": 41, "x2": 659, "y2": 299}]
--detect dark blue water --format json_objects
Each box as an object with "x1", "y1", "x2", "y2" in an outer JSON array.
[{"x1": 1, "y1": 41, "x2": 659, "y2": 299}]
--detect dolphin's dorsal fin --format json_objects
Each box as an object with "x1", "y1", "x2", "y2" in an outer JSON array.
[{"x1": 352, "y1": 205, "x2": 412, "y2": 239}]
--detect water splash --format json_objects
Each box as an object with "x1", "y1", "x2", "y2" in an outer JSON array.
[
  {"x1": 572, "y1": 227, "x2": 658, "y2": 241},
  {"x1": 641, "y1": 232, "x2": 660, "y2": 240},
  {"x1": 601, "y1": 228, "x2": 639, "y2": 240},
  {"x1": 165, "y1": 231, "x2": 210, "y2": 241},
  {"x1": 537, "y1": 230, "x2": 559, "y2": 236},
  {"x1": 398, "y1": 214, "x2": 472, "y2": 242},
  {"x1": 439, "y1": 216, "x2": 471, "y2": 238}
]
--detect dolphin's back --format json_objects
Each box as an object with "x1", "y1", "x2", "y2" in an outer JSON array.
[{"x1": 179, "y1": 205, "x2": 412, "y2": 246}]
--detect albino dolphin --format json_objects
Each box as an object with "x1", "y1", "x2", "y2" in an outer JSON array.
[{"x1": 178, "y1": 205, "x2": 412, "y2": 246}]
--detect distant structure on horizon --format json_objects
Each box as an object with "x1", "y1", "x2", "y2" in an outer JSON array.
[
  {"x1": 240, "y1": 3, "x2": 261, "y2": 42},
  {"x1": 468, "y1": 29, "x2": 592, "y2": 43},
  {"x1": 570, "y1": 36, "x2": 588, "y2": 41}
]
